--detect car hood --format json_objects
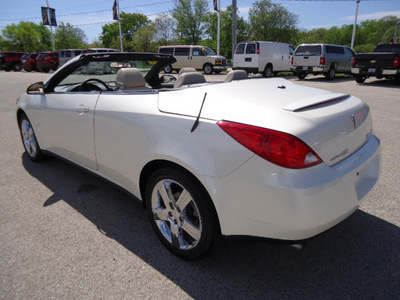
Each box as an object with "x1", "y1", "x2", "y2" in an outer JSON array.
[{"x1": 158, "y1": 78, "x2": 372, "y2": 166}]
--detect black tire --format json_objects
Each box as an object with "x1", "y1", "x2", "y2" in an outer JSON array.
[
  {"x1": 24, "y1": 68, "x2": 32, "y2": 72},
  {"x1": 355, "y1": 75, "x2": 366, "y2": 83},
  {"x1": 394, "y1": 74, "x2": 400, "y2": 85},
  {"x1": 14, "y1": 64, "x2": 22, "y2": 71},
  {"x1": 164, "y1": 64, "x2": 172, "y2": 73},
  {"x1": 145, "y1": 167, "x2": 220, "y2": 260},
  {"x1": 19, "y1": 114, "x2": 44, "y2": 162},
  {"x1": 42, "y1": 68, "x2": 50, "y2": 73},
  {"x1": 297, "y1": 72, "x2": 306, "y2": 80},
  {"x1": 203, "y1": 63, "x2": 213, "y2": 75},
  {"x1": 263, "y1": 64, "x2": 273, "y2": 78},
  {"x1": 325, "y1": 66, "x2": 336, "y2": 80}
]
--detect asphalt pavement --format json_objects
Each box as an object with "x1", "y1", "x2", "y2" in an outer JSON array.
[{"x1": 1, "y1": 70, "x2": 399, "y2": 299}]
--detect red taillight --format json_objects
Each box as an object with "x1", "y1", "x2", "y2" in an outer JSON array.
[
  {"x1": 217, "y1": 121, "x2": 322, "y2": 169},
  {"x1": 257, "y1": 46, "x2": 260, "y2": 54},
  {"x1": 29, "y1": 58, "x2": 35, "y2": 63},
  {"x1": 352, "y1": 57, "x2": 356, "y2": 67},
  {"x1": 291, "y1": 57, "x2": 294, "y2": 65},
  {"x1": 394, "y1": 57, "x2": 400, "y2": 67},
  {"x1": 320, "y1": 57, "x2": 326, "y2": 65}
]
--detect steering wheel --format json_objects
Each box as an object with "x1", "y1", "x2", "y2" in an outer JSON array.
[{"x1": 79, "y1": 78, "x2": 112, "y2": 91}]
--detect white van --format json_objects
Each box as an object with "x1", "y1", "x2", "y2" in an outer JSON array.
[
  {"x1": 158, "y1": 45, "x2": 227, "y2": 74},
  {"x1": 59, "y1": 49, "x2": 82, "y2": 66},
  {"x1": 233, "y1": 41, "x2": 295, "y2": 77}
]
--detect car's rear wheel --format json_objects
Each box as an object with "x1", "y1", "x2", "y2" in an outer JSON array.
[
  {"x1": 145, "y1": 167, "x2": 219, "y2": 260},
  {"x1": 19, "y1": 114, "x2": 43, "y2": 162},
  {"x1": 14, "y1": 64, "x2": 22, "y2": 71},
  {"x1": 325, "y1": 67, "x2": 336, "y2": 80},
  {"x1": 263, "y1": 64, "x2": 273, "y2": 78},
  {"x1": 203, "y1": 64, "x2": 213, "y2": 75},
  {"x1": 297, "y1": 72, "x2": 306, "y2": 80},
  {"x1": 355, "y1": 75, "x2": 366, "y2": 83}
]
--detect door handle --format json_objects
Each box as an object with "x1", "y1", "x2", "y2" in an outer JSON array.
[{"x1": 75, "y1": 105, "x2": 89, "y2": 114}]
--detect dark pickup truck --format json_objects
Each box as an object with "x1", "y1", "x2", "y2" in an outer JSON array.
[{"x1": 352, "y1": 43, "x2": 400, "y2": 84}]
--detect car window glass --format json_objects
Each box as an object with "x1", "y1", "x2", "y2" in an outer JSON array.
[
  {"x1": 344, "y1": 47, "x2": 354, "y2": 57},
  {"x1": 326, "y1": 46, "x2": 335, "y2": 54},
  {"x1": 295, "y1": 45, "x2": 321, "y2": 56},
  {"x1": 246, "y1": 43, "x2": 256, "y2": 54},
  {"x1": 175, "y1": 48, "x2": 190, "y2": 56},
  {"x1": 335, "y1": 47, "x2": 344, "y2": 54},
  {"x1": 66, "y1": 51, "x2": 71, "y2": 58},
  {"x1": 192, "y1": 48, "x2": 205, "y2": 56},
  {"x1": 236, "y1": 43, "x2": 245, "y2": 54},
  {"x1": 159, "y1": 48, "x2": 174, "y2": 55},
  {"x1": 289, "y1": 46, "x2": 295, "y2": 55}
]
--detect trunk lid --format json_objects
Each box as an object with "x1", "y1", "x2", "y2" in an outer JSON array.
[{"x1": 158, "y1": 78, "x2": 372, "y2": 166}]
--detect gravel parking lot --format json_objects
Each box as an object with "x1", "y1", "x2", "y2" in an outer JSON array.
[{"x1": 1, "y1": 70, "x2": 399, "y2": 299}]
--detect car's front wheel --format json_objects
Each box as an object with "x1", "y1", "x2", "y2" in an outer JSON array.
[
  {"x1": 19, "y1": 114, "x2": 44, "y2": 161},
  {"x1": 203, "y1": 64, "x2": 213, "y2": 75},
  {"x1": 263, "y1": 65, "x2": 273, "y2": 78},
  {"x1": 145, "y1": 167, "x2": 220, "y2": 260},
  {"x1": 325, "y1": 67, "x2": 336, "y2": 80},
  {"x1": 164, "y1": 64, "x2": 172, "y2": 73}
]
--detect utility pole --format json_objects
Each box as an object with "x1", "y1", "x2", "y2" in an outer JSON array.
[
  {"x1": 232, "y1": 0, "x2": 237, "y2": 58},
  {"x1": 217, "y1": 0, "x2": 221, "y2": 55},
  {"x1": 117, "y1": 0, "x2": 123, "y2": 52},
  {"x1": 350, "y1": 0, "x2": 360, "y2": 49}
]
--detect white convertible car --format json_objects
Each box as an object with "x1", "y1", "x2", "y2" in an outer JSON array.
[{"x1": 17, "y1": 53, "x2": 381, "y2": 259}]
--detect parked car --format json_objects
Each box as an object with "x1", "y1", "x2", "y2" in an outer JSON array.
[
  {"x1": 233, "y1": 41, "x2": 295, "y2": 77},
  {"x1": 291, "y1": 44, "x2": 355, "y2": 80},
  {"x1": 17, "y1": 52, "x2": 381, "y2": 260},
  {"x1": 158, "y1": 45, "x2": 227, "y2": 74},
  {"x1": 59, "y1": 49, "x2": 83, "y2": 66},
  {"x1": 82, "y1": 48, "x2": 119, "y2": 54},
  {"x1": 0, "y1": 51, "x2": 24, "y2": 71},
  {"x1": 21, "y1": 53, "x2": 39, "y2": 72},
  {"x1": 352, "y1": 43, "x2": 400, "y2": 84},
  {"x1": 36, "y1": 51, "x2": 59, "y2": 73}
]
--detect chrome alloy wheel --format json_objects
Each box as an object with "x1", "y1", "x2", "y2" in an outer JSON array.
[
  {"x1": 21, "y1": 119, "x2": 38, "y2": 158},
  {"x1": 151, "y1": 179, "x2": 202, "y2": 250}
]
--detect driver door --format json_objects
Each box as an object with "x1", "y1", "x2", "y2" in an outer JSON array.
[{"x1": 34, "y1": 92, "x2": 100, "y2": 170}]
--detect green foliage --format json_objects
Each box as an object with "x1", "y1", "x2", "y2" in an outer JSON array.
[
  {"x1": 203, "y1": 6, "x2": 249, "y2": 58},
  {"x1": 1, "y1": 22, "x2": 51, "y2": 52},
  {"x1": 54, "y1": 22, "x2": 88, "y2": 50},
  {"x1": 173, "y1": 0, "x2": 209, "y2": 44},
  {"x1": 248, "y1": 0, "x2": 298, "y2": 44},
  {"x1": 131, "y1": 25, "x2": 158, "y2": 52},
  {"x1": 154, "y1": 13, "x2": 177, "y2": 45},
  {"x1": 100, "y1": 12, "x2": 152, "y2": 50}
]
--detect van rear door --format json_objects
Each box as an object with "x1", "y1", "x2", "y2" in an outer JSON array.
[{"x1": 233, "y1": 43, "x2": 246, "y2": 68}]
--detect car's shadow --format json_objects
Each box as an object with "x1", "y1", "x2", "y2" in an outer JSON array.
[{"x1": 23, "y1": 154, "x2": 400, "y2": 298}]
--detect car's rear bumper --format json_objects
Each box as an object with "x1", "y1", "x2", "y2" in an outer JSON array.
[
  {"x1": 352, "y1": 67, "x2": 399, "y2": 76},
  {"x1": 291, "y1": 66, "x2": 326, "y2": 73},
  {"x1": 206, "y1": 134, "x2": 381, "y2": 240}
]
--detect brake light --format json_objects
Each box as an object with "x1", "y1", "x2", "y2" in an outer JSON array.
[
  {"x1": 394, "y1": 57, "x2": 400, "y2": 67},
  {"x1": 217, "y1": 121, "x2": 322, "y2": 169},
  {"x1": 320, "y1": 57, "x2": 326, "y2": 65},
  {"x1": 291, "y1": 57, "x2": 294, "y2": 65},
  {"x1": 257, "y1": 45, "x2": 260, "y2": 54},
  {"x1": 352, "y1": 57, "x2": 356, "y2": 67}
]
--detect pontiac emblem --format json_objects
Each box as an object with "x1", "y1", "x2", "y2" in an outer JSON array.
[{"x1": 370, "y1": 60, "x2": 376, "y2": 63}]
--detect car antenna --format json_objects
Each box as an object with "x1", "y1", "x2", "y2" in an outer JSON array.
[{"x1": 191, "y1": 92, "x2": 207, "y2": 133}]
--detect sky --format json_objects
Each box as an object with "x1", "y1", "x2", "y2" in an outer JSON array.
[{"x1": 1, "y1": 0, "x2": 400, "y2": 43}]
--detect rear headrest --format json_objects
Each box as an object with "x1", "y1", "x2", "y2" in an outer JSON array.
[
  {"x1": 224, "y1": 70, "x2": 248, "y2": 82},
  {"x1": 178, "y1": 67, "x2": 197, "y2": 76},
  {"x1": 116, "y1": 68, "x2": 146, "y2": 88},
  {"x1": 174, "y1": 72, "x2": 206, "y2": 88}
]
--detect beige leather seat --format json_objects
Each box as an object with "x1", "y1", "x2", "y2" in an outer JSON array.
[
  {"x1": 178, "y1": 67, "x2": 197, "y2": 76},
  {"x1": 224, "y1": 70, "x2": 248, "y2": 82},
  {"x1": 174, "y1": 72, "x2": 206, "y2": 88},
  {"x1": 116, "y1": 68, "x2": 147, "y2": 89}
]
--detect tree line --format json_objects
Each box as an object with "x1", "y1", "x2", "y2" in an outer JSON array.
[{"x1": 1, "y1": 0, "x2": 399, "y2": 57}]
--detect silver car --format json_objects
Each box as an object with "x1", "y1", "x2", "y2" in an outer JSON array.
[
  {"x1": 291, "y1": 44, "x2": 355, "y2": 80},
  {"x1": 17, "y1": 52, "x2": 380, "y2": 260}
]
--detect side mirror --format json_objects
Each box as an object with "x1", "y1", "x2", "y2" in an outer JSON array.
[
  {"x1": 161, "y1": 75, "x2": 176, "y2": 83},
  {"x1": 27, "y1": 82, "x2": 45, "y2": 94}
]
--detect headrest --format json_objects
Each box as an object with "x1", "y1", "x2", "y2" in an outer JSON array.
[
  {"x1": 224, "y1": 70, "x2": 248, "y2": 82},
  {"x1": 174, "y1": 72, "x2": 206, "y2": 88},
  {"x1": 116, "y1": 68, "x2": 146, "y2": 88},
  {"x1": 178, "y1": 67, "x2": 197, "y2": 76}
]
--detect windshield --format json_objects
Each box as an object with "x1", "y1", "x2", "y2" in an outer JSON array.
[
  {"x1": 295, "y1": 45, "x2": 322, "y2": 56},
  {"x1": 55, "y1": 59, "x2": 156, "y2": 91},
  {"x1": 202, "y1": 47, "x2": 216, "y2": 56}
]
